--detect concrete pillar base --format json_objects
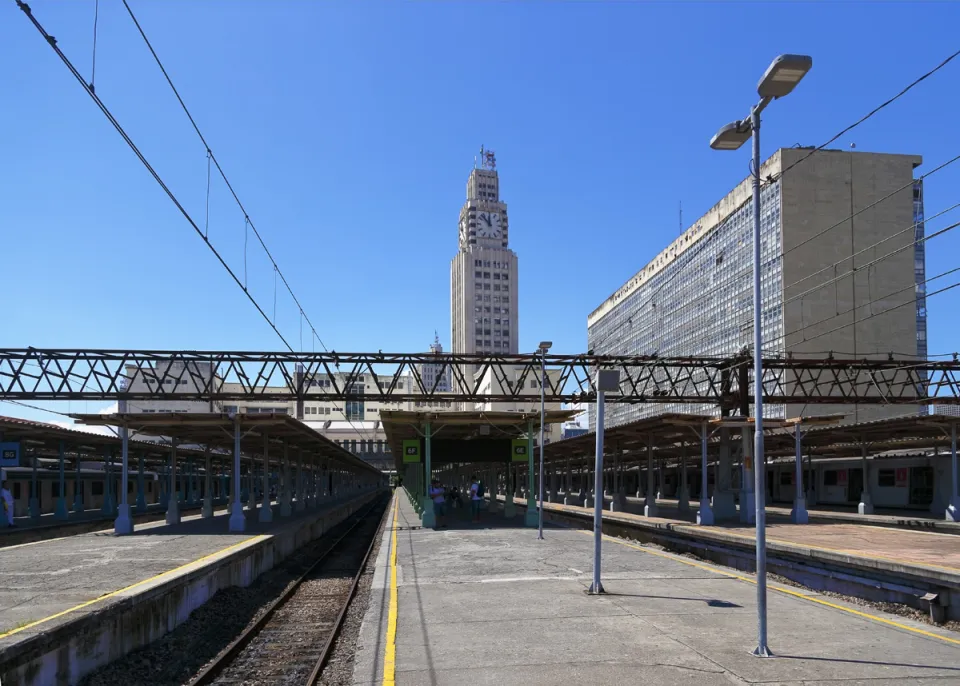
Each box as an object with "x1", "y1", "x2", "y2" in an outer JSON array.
[
  {"x1": 697, "y1": 500, "x2": 714, "y2": 525},
  {"x1": 712, "y1": 490, "x2": 737, "y2": 520},
  {"x1": 677, "y1": 488, "x2": 690, "y2": 512},
  {"x1": 524, "y1": 506, "x2": 538, "y2": 527},
  {"x1": 202, "y1": 497, "x2": 214, "y2": 518},
  {"x1": 55, "y1": 497, "x2": 69, "y2": 520},
  {"x1": 259, "y1": 502, "x2": 274, "y2": 523},
  {"x1": 136, "y1": 494, "x2": 147, "y2": 514},
  {"x1": 228, "y1": 501, "x2": 246, "y2": 532},
  {"x1": 165, "y1": 501, "x2": 180, "y2": 526},
  {"x1": 946, "y1": 498, "x2": 960, "y2": 522},
  {"x1": 644, "y1": 500, "x2": 659, "y2": 518},
  {"x1": 584, "y1": 495, "x2": 594, "y2": 508},
  {"x1": 114, "y1": 504, "x2": 134, "y2": 535},
  {"x1": 858, "y1": 498, "x2": 875, "y2": 516},
  {"x1": 609, "y1": 500, "x2": 620, "y2": 512},
  {"x1": 73, "y1": 496, "x2": 84, "y2": 514},
  {"x1": 790, "y1": 496, "x2": 809, "y2": 524},
  {"x1": 740, "y1": 491, "x2": 756, "y2": 524}
]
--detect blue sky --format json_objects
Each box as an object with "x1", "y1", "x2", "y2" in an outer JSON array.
[{"x1": 2, "y1": 1, "x2": 960, "y2": 422}]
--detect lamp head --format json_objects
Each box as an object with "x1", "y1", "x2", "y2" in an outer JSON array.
[{"x1": 758, "y1": 54, "x2": 813, "y2": 99}]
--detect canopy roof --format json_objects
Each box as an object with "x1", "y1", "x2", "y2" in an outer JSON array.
[{"x1": 71, "y1": 413, "x2": 380, "y2": 474}]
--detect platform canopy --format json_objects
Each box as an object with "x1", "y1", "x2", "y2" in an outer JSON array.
[
  {"x1": 71, "y1": 413, "x2": 380, "y2": 474},
  {"x1": 380, "y1": 409, "x2": 577, "y2": 470},
  {"x1": 0, "y1": 414, "x2": 207, "y2": 462}
]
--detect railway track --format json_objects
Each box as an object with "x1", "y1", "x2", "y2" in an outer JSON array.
[{"x1": 187, "y1": 495, "x2": 390, "y2": 686}]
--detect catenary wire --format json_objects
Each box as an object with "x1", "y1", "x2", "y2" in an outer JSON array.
[{"x1": 771, "y1": 46, "x2": 960, "y2": 183}]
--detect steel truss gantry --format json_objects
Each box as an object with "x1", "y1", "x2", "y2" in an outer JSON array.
[{"x1": 1, "y1": 348, "x2": 958, "y2": 407}]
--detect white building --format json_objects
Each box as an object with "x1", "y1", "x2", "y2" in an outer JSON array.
[
  {"x1": 450, "y1": 149, "x2": 519, "y2": 363},
  {"x1": 419, "y1": 334, "x2": 452, "y2": 393}
]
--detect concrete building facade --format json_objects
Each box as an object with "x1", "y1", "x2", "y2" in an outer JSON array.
[{"x1": 588, "y1": 148, "x2": 927, "y2": 429}]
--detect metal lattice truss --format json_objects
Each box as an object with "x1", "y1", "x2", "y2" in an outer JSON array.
[{"x1": 0, "y1": 349, "x2": 958, "y2": 406}]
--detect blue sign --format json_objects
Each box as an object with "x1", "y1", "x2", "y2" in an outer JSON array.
[{"x1": 0, "y1": 442, "x2": 20, "y2": 468}]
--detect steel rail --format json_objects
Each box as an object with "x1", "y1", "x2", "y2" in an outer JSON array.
[{"x1": 186, "y1": 495, "x2": 389, "y2": 686}]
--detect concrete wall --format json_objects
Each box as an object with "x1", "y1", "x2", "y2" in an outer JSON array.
[{"x1": 780, "y1": 149, "x2": 923, "y2": 423}]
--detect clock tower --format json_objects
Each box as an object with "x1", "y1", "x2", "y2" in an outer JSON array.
[{"x1": 451, "y1": 148, "x2": 519, "y2": 362}]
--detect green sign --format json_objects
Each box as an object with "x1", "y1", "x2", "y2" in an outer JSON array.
[
  {"x1": 511, "y1": 439, "x2": 528, "y2": 462},
  {"x1": 402, "y1": 439, "x2": 421, "y2": 463}
]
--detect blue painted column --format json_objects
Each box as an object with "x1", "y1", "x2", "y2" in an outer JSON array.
[
  {"x1": 202, "y1": 447, "x2": 213, "y2": 518},
  {"x1": 115, "y1": 420, "x2": 133, "y2": 534},
  {"x1": 55, "y1": 440, "x2": 68, "y2": 520},
  {"x1": 228, "y1": 413, "x2": 246, "y2": 532},
  {"x1": 101, "y1": 449, "x2": 115, "y2": 516},
  {"x1": 166, "y1": 440, "x2": 180, "y2": 525},
  {"x1": 160, "y1": 460, "x2": 169, "y2": 508},
  {"x1": 136, "y1": 452, "x2": 146, "y2": 513},
  {"x1": 73, "y1": 450, "x2": 84, "y2": 513},
  {"x1": 29, "y1": 449, "x2": 40, "y2": 519}
]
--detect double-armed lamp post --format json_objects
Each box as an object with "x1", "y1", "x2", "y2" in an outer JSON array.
[{"x1": 709, "y1": 53, "x2": 813, "y2": 658}]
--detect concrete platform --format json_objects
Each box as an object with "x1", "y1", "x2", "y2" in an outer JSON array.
[
  {"x1": 0, "y1": 489, "x2": 383, "y2": 686},
  {"x1": 354, "y1": 492, "x2": 960, "y2": 686}
]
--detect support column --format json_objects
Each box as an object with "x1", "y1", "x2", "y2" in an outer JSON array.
[
  {"x1": 115, "y1": 422, "x2": 133, "y2": 534},
  {"x1": 296, "y1": 449, "x2": 305, "y2": 512},
  {"x1": 609, "y1": 454, "x2": 621, "y2": 512},
  {"x1": 584, "y1": 465, "x2": 595, "y2": 508},
  {"x1": 166, "y1": 440, "x2": 181, "y2": 525},
  {"x1": 697, "y1": 422, "x2": 714, "y2": 525},
  {"x1": 858, "y1": 442, "x2": 874, "y2": 515},
  {"x1": 421, "y1": 422, "x2": 436, "y2": 528},
  {"x1": 55, "y1": 440, "x2": 68, "y2": 520},
  {"x1": 713, "y1": 428, "x2": 736, "y2": 519},
  {"x1": 136, "y1": 452, "x2": 146, "y2": 513},
  {"x1": 740, "y1": 429, "x2": 756, "y2": 524},
  {"x1": 947, "y1": 423, "x2": 960, "y2": 522},
  {"x1": 525, "y1": 418, "x2": 538, "y2": 527},
  {"x1": 29, "y1": 448, "x2": 40, "y2": 519},
  {"x1": 644, "y1": 438, "x2": 658, "y2": 517},
  {"x1": 503, "y1": 461, "x2": 516, "y2": 517},
  {"x1": 677, "y1": 442, "x2": 690, "y2": 512},
  {"x1": 790, "y1": 424, "x2": 809, "y2": 523},
  {"x1": 280, "y1": 443, "x2": 292, "y2": 516},
  {"x1": 202, "y1": 446, "x2": 214, "y2": 518},
  {"x1": 73, "y1": 451, "x2": 84, "y2": 513},
  {"x1": 487, "y1": 466, "x2": 497, "y2": 511},
  {"x1": 102, "y1": 449, "x2": 115, "y2": 516},
  {"x1": 260, "y1": 433, "x2": 272, "y2": 523},
  {"x1": 228, "y1": 415, "x2": 246, "y2": 532}
]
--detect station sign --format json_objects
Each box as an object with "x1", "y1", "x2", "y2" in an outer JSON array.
[
  {"x1": 402, "y1": 439, "x2": 421, "y2": 463},
  {"x1": 0, "y1": 442, "x2": 19, "y2": 468},
  {"x1": 511, "y1": 439, "x2": 528, "y2": 462}
]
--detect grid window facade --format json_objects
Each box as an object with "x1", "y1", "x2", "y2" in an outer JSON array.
[{"x1": 588, "y1": 181, "x2": 784, "y2": 428}]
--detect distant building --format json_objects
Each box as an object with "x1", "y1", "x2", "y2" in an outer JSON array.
[
  {"x1": 418, "y1": 334, "x2": 452, "y2": 393},
  {"x1": 588, "y1": 148, "x2": 927, "y2": 429}
]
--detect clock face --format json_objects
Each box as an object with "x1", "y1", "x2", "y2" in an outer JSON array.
[{"x1": 477, "y1": 212, "x2": 502, "y2": 238}]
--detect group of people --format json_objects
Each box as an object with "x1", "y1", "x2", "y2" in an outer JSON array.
[{"x1": 429, "y1": 475, "x2": 485, "y2": 528}]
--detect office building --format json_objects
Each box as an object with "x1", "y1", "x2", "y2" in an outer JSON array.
[{"x1": 588, "y1": 148, "x2": 927, "y2": 428}]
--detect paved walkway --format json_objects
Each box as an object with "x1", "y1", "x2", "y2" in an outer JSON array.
[
  {"x1": 512, "y1": 494, "x2": 960, "y2": 571},
  {"x1": 354, "y1": 493, "x2": 960, "y2": 686},
  {"x1": 0, "y1": 498, "x2": 335, "y2": 643}
]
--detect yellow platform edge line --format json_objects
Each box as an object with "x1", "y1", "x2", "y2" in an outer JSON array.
[
  {"x1": 0, "y1": 533, "x2": 268, "y2": 641},
  {"x1": 381, "y1": 493, "x2": 400, "y2": 686},
  {"x1": 578, "y1": 530, "x2": 960, "y2": 647}
]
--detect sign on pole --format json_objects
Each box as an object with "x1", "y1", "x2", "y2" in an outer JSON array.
[
  {"x1": 511, "y1": 440, "x2": 527, "y2": 462},
  {"x1": 402, "y1": 439, "x2": 421, "y2": 463}
]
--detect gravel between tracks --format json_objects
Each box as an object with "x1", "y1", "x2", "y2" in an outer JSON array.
[
  {"x1": 313, "y1": 496, "x2": 388, "y2": 686},
  {"x1": 78, "y1": 500, "x2": 388, "y2": 686}
]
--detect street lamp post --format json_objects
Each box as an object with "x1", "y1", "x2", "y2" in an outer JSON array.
[
  {"x1": 537, "y1": 341, "x2": 552, "y2": 540},
  {"x1": 710, "y1": 54, "x2": 812, "y2": 658}
]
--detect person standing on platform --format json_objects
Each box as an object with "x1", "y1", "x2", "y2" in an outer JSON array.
[
  {"x1": 429, "y1": 479, "x2": 447, "y2": 529},
  {"x1": 1, "y1": 480, "x2": 14, "y2": 527},
  {"x1": 469, "y1": 475, "x2": 483, "y2": 523}
]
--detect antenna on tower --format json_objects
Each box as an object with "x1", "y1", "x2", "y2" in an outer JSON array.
[{"x1": 679, "y1": 201, "x2": 683, "y2": 232}]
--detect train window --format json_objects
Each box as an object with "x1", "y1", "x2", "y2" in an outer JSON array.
[
  {"x1": 779, "y1": 472, "x2": 792, "y2": 486},
  {"x1": 13, "y1": 483, "x2": 21, "y2": 499},
  {"x1": 823, "y1": 470, "x2": 838, "y2": 486},
  {"x1": 877, "y1": 469, "x2": 896, "y2": 487},
  {"x1": 92, "y1": 481, "x2": 104, "y2": 496},
  {"x1": 52, "y1": 482, "x2": 61, "y2": 498}
]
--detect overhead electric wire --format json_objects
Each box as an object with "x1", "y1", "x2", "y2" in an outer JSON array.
[
  {"x1": 771, "y1": 46, "x2": 960, "y2": 183},
  {"x1": 15, "y1": 0, "x2": 295, "y2": 354},
  {"x1": 19, "y1": 1, "x2": 376, "y2": 443},
  {"x1": 120, "y1": 0, "x2": 328, "y2": 353},
  {"x1": 764, "y1": 265, "x2": 960, "y2": 352}
]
